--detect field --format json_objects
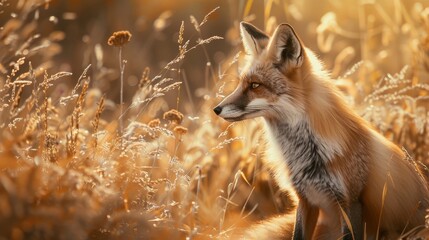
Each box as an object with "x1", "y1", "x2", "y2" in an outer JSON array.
[{"x1": 1, "y1": 0, "x2": 429, "y2": 239}]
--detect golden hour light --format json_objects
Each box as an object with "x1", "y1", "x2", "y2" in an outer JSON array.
[{"x1": 1, "y1": 0, "x2": 429, "y2": 239}]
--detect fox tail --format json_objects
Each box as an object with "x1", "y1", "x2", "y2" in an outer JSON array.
[{"x1": 235, "y1": 214, "x2": 294, "y2": 240}]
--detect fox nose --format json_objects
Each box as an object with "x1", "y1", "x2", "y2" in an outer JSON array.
[{"x1": 213, "y1": 106, "x2": 222, "y2": 115}]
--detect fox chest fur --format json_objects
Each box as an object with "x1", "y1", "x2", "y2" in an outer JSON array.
[{"x1": 265, "y1": 118, "x2": 369, "y2": 207}]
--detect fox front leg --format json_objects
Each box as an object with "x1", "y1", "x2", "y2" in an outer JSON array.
[
  {"x1": 293, "y1": 199, "x2": 319, "y2": 240},
  {"x1": 341, "y1": 201, "x2": 363, "y2": 240}
]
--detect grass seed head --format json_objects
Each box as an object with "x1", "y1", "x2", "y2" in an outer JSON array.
[{"x1": 139, "y1": 67, "x2": 151, "y2": 88}]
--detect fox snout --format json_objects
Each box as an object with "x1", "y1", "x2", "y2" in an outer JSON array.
[
  {"x1": 212, "y1": 102, "x2": 238, "y2": 121},
  {"x1": 212, "y1": 85, "x2": 248, "y2": 121},
  {"x1": 213, "y1": 106, "x2": 222, "y2": 115},
  {"x1": 213, "y1": 94, "x2": 271, "y2": 121},
  {"x1": 212, "y1": 98, "x2": 245, "y2": 122}
]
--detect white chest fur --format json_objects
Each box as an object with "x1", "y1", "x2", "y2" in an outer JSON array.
[{"x1": 264, "y1": 119, "x2": 347, "y2": 205}]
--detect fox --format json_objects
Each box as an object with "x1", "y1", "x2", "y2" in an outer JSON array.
[{"x1": 214, "y1": 22, "x2": 429, "y2": 239}]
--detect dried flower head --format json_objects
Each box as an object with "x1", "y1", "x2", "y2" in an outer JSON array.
[
  {"x1": 174, "y1": 126, "x2": 188, "y2": 135},
  {"x1": 107, "y1": 30, "x2": 132, "y2": 47},
  {"x1": 163, "y1": 109, "x2": 184, "y2": 124},
  {"x1": 148, "y1": 118, "x2": 161, "y2": 128}
]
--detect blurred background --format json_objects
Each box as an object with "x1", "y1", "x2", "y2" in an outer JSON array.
[{"x1": 13, "y1": 0, "x2": 428, "y2": 108}]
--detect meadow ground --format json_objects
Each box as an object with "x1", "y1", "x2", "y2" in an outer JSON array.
[{"x1": 1, "y1": 0, "x2": 429, "y2": 239}]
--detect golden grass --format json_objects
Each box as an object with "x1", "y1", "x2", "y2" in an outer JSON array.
[{"x1": 1, "y1": 0, "x2": 429, "y2": 239}]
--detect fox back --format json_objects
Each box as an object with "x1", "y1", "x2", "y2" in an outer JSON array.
[{"x1": 214, "y1": 22, "x2": 429, "y2": 239}]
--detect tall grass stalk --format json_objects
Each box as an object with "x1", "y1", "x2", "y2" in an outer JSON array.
[
  {"x1": 119, "y1": 46, "x2": 125, "y2": 149},
  {"x1": 107, "y1": 30, "x2": 132, "y2": 149}
]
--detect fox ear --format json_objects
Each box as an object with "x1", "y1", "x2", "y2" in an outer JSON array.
[
  {"x1": 268, "y1": 24, "x2": 303, "y2": 69},
  {"x1": 240, "y1": 21, "x2": 269, "y2": 56}
]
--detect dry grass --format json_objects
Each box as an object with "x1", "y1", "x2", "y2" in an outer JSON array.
[{"x1": 0, "y1": 0, "x2": 429, "y2": 239}]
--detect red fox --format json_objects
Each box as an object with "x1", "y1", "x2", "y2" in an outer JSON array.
[{"x1": 214, "y1": 22, "x2": 429, "y2": 239}]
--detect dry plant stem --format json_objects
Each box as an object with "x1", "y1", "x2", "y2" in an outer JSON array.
[
  {"x1": 176, "y1": 69, "x2": 181, "y2": 110},
  {"x1": 150, "y1": 140, "x2": 161, "y2": 178},
  {"x1": 119, "y1": 46, "x2": 125, "y2": 149},
  {"x1": 195, "y1": 166, "x2": 201, "y2": 222},
  {"x1": 173, "y1": 135, "x2": 181, "y2": 158},
  {"x1": 219, "y1": 188, "x2": 232, "y2": 234},
  {"x1": 358, "y1": 2, "x2": 368, "y2": 83},
  {"x1": 181, "y1": 71, "x2": 196, "y2": 115}
]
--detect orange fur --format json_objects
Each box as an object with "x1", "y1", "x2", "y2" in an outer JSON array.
[
  {"x1": 215, "y1": 22, "x2": 429, "y2": 239},
  {"x1": 301, "y1": 49, "x2": 429, "y2": 238},
  {"x1": 238, "y1": 214, "x2": 294, "y2": 240}
]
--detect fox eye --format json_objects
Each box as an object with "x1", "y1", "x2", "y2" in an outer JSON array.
[{"x1": 251, "y1": 83, "x2": 260, "y2": 89}]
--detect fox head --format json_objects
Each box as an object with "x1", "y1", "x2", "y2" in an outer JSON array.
[{"x1": 214, "y1": 22, "x2": 311, "y2": 124}]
